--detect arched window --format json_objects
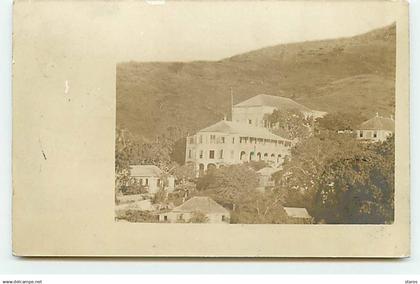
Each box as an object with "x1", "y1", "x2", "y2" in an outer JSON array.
[
  {"x1": 207, "y1": 163, "x2": 217, "y2": 172},
  {"x1": 240, "y1": 151, "x2": 246, "y2": 161},
  {"x1": 257, "y1": 152, "x2": 262, "y2": 160}
]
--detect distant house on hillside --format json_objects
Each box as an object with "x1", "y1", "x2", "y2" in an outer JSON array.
[
  {"x1": 356, "y1": 114, "x2": 394, "y2": 142},
  {"x1": 158, "y1": 196, "x2": 230, "y2": 223},
  {"x1": 129, "y1": 165, "x2": 175, "y2": 194},
  {"x1": 232, "y1": 94, "x2": 326, "y2": 128}
]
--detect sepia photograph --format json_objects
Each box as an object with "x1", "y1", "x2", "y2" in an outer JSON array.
[
  {"x1": 115, "y1": 16, "x2": 396, "y2": 225},
  {"x1": 11, "y1": 0, "x2": 410, "y2": 257}
]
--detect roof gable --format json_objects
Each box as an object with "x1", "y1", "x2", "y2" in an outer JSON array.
[
  {"x1": 172, "y1": 197, "x2": 229, "y2": 214},
  {"x1": 129, "y1": 165, "x2": 163, "y2": 177},
  {"x1": 358, "y1": 116, "x2": 395, "y2": 132},
  {"x1": 284, "y1": 207, "x2": 312, "y2": 219},
  {"x1": 234, "y1": 94, "x2": 312, "y2": 112}
]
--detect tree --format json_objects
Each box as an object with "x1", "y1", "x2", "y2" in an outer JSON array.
[
  {"x1": 196, "y1": 164, "x2": 259, "y2": 210},
  {"x1": 171, "y1": 137, "x2": 187, "y2": 165},
  {"x1": 196, "y1": 165, "x2": 288, "y2": 224},
  {"x1": 122, "y1": 178, "x2": 147, "y2": 195},
  {"x1": 313, "y1": 137, "x2": 394, "y2": 224},
  {"x1": 273, "y1": 134, "x2": 355, "y2": 207},
  {"x1": 229, "y1": 189, "x2": 288, "y2": 224},
  {"x1": 136, "y1": 140, "x2": 173, "y2": 170},
  {"x1": 266, "y1": 109, "x2": 312, "y2": 140},
  {"x1": 129, "y1": 126, "x2": 189, "y2": 172},
  {"x1": 316, "y1": 112, "x2": 366, "y2": 132},
  {"x1": 152, "y1": 188, "x2": 168, "y2": 205},
  {"x1": 173, "y1": 162, "x2": 196, "y2": 182},
  {"x1": 115, "y1": 128, "x2": 135, "y2": 201},
  {"x1": 171, "y1": 162, "x2": 197, "y2": 198},
  {"x1": 273, "y1": 131, "x2": 375, "y2": 216},
  {"x1": 275, "y1": 130, "x2": 395, "y2": 224}
]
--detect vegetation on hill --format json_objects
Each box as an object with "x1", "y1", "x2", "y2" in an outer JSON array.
[{"x1": 116, "y1": 23, "x2": 395, "y2": 141}]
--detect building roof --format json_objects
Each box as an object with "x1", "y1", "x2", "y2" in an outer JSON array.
[
  {"x1": 358, "y1": 115, "x2": 395, "y2": 132},
  {"x1": 199, "y1": 120, "x2": 290, "y2": 141},
  {"x1": 129, "y1": 165, "x2": 163, "y2": 177},
  {"x1": 283, "y1": 207, "x2": 312, "y2": 219},
  {"x1": 234, "y1": 94, "x2": 313, "y2": 112},
  {"x1": 172, "y1": 196, "x2": 229, "y2": 214}
]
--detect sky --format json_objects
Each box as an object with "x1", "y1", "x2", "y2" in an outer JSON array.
[
  {"x1": 110, "y1": 1, "x2": 398, "y2": 62},
  {"x1": 15, "y1": 1, "x2": 399, "y2": 62}
]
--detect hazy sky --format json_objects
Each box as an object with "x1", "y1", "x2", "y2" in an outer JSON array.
[{"x1": 17, "y1": 1, "x2": 398, "y2": 62}]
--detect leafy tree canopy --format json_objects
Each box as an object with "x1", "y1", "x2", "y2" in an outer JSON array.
[
  {"x1": 196, "y1": 164, "x2": 290, "y2": 224},
  {"x1": 196, "y1": 164, "x2": 258, "y2": 206},
  {"x1": 275, "y1": 132, "x2": 394, "y2": 224},
  {"x1": 314, "y1": 137, "x2": 394, "y2": 224},
  {"x1": 316, "y1": 112, "x2": 367, "y2": 132},
  {"x1": 266, "y1": 109, "x2": 312, "y2": 140}
]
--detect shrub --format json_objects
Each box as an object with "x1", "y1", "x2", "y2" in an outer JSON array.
[
  {"x1": 122, "y1": 184, "x2": 148, "y2": 195},
  {"x1": 117, "y1": 210, "x2": 158, "y2": 223}
]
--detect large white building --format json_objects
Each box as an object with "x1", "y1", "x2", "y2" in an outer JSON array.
[
  {"x1": 185, "y1": 94, "x2": 325, "y2": 174},
  {"x1": 185, "y1": 119, "x2": 292, "y2": 173}
]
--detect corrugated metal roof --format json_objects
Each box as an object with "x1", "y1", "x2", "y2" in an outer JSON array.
[
  {"x1": 234, "y1": 94, "x2": 310, "y2": 111},
  {"x1": 172, "y1": 196, "x2": 229, "y2": 214},
  {"x1": 284, "y1": 207, "x2": 312, "y2": 219},
  {"x1": 129, "y1": 165, "x2": 163, "y2": 177},
  {"x1": 199, "y1": 120, "x2": 290, "y2": 141},
  {"x1": 234, "y1": 94, "x2": 326, "y2": 117},
  {"x1": 235, "y1": 94, "x2": 311, "y2": 112},
  {"x1": 358, "y1": 116, "x2": 395, "y2": 132}
]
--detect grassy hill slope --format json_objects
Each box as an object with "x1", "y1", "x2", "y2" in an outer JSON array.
[{"x1": 116, "y1": 23, "x2": 395, "y2": 140}]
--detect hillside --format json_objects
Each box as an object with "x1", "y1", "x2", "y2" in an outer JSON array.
[{"x1": 116, "y1": 23, "x2": 395, "y2": 140}]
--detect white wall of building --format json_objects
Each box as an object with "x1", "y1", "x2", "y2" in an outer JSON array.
[
  {"x1": 158, "y1": 211, "x2": 230, "y2": 223},
  {"x1": 185, "y1": 131, "x2": 291, "y2": 172},
  {"x1": 356, "y1": 129, "x2": 393, "y2": 142},
  {"x1": 232, "y1": 105, "x2": 276, "y2": 127},
  {"x1": 131, "y1": 176, "x2": 162, "y2": 194}
]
